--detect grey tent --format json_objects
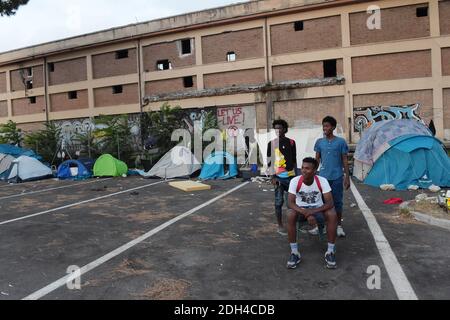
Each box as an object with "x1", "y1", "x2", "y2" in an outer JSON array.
[
  {"x1": 0, "y1": 153, "x2": 15, "y2": 177},
  {"x1": 2, "y1": 156, "x2": 53, "y2": 183},
  {"x1": 143, "y1": 146, "x2": 201, "y2": 179}
]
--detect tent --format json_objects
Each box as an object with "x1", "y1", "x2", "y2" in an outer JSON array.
[
  {"x1": 354, "y1": 120, "x2": 450, "y2": 190},
  {"x1": 57, "y1": 159, "x2": 93, "y2": 180},
  {"x1": 1, "y1": 156, "x2": 53, "y2": 183},
  {"x1": 0, "y1": 154, "x2": 15, "y2": 177},
  {"x1": 0, "y1": 144, "x2": 41, "y2": 160},
  {"x1": 199, "y1": 151, "x2": 239, "y2": 180},
  {"x1": 143, "y1": 146, "x2": 201, "y2": 179},
  {"x1": 93, "y1": 154, "x2": 128, "y2": 177}
]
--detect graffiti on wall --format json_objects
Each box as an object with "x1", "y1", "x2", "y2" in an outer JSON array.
[
  {"x1": 216, "y1": 106, "x2": 256, "y2": 156},
  {"x1": 54, "y1": 114, "x2": 141, "y2": 149},
  {"x1": 217, "y1": 106, "x2": 256, "y2": 138},
  {"x1": 353, "y1": 104, "x2": 424, "y2": 132},
  {"x1": 181, "y1": 108, "x2": 216, "y2": 134}
]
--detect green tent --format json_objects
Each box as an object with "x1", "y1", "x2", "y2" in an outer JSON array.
[{"x1": 93, "y1": 154, "x2": 128, "y2": 177}]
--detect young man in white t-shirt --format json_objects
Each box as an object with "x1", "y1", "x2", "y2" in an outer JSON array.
[{"x1": 286, "y1": 157, "x2": 339, "y2": 269}]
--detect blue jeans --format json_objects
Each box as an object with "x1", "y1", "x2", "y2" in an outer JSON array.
[
  {"x1": 328, "y1": 176, "x2": 344, "y2": 214},
  {"x1": 274, "y1": 176, "x2": 294, "y2": 221}
]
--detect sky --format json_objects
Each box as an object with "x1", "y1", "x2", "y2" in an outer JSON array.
[{"x1": 0, "y1": 0, "x2": 248, "y2": 53}]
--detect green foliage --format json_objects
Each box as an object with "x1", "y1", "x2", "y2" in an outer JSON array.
[
  {"x1": 0, "y1": 120, "x2": 23, "y2": 146},
  {"x1": 202, "y1": 110, "x2": 218, "y2": 135},
  {"x1": 145, "y1": 103, "x2": 184, "y2": 155},
  {"x1": 74, "y1": 127, "x2": 102, "y2": 160},
  {"x1": 0, "y1": 0, "x2": 29, "y2": 16},
  {"x1": 93, "y1": 114, "x2": 134, "y2": 165},
  {"x1": 23, "y1": 122, "x2": 61, "y2": 165}
]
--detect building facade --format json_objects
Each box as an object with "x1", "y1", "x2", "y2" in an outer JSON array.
[{"x1": 0, "y1": 0, "x2": 449, "y2": 143}]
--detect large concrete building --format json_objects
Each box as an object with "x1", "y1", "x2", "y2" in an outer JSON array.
[{"x1": 0, "y1": 0, "x2": 449, "y2": 144}]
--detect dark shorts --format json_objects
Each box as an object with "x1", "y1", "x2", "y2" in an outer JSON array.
[{"x1": 297, "y1": 211, "x2": 326, "y2": 226}]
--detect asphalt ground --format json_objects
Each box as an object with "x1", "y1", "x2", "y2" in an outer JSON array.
[{"x1": 0, "y1": 177, "x2": 448, "y2": 300}]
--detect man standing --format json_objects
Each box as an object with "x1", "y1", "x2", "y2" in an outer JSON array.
[
  {"x1": 267, "y1": 120, "x2": 297, "y2": 236},
  {"x1": 286, "y1": 158, "x2": 338, "y2": 269},
  {"x1": 314, "y1": 116, "x2": 350, "y2": 238}
]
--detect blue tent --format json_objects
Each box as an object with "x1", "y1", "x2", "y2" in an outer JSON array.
[
  {"x1": 57, "y1": 159, "x2": 93, "y2": 180},
  {"x1": 0, "y1": 144, "x2": 41, "y2": 160},
  {"x1": 199, "y1": 151, "x2": 239, "y2": 180},
  {"x1": 363, "y1": 135, "x2": 450, "y2": 190}
]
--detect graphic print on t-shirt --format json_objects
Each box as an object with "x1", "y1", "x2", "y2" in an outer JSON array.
[{"x1": 298, "y1": 191, "x2": 321, "y2": 205}]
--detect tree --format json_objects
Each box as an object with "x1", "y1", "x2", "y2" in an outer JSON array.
[
  {"x1": 93, "y1": 114, "x2": 135, "y2": 165},
  {"x1": 24, "y1": 122, "x2": 61, "y2": 165},
  {"x1": 145, "y1": 103, "x2": 184, "y2": 156},
  {"x1": 0, "y1": 120, "x2": 23, "y2": 146},
  {"x1": 0, "y1": 0, "x2": 29, "y2": 16}
]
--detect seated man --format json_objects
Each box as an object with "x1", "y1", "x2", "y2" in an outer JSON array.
[{"x1": 286, "y1": 157, "x2": 339, "y2": 270}]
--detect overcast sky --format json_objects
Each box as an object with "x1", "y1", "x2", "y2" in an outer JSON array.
[{"x1": 0, "y1": 0, "x2": 248, "y2": 53}]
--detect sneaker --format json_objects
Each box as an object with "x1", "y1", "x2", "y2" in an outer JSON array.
[
  {"x1": 325, "y1": 252, "x2": 337, "y2": 269},
  {"x1": 287, "y1": 253, "x2": 302, "y2": 269},
  {"x1": 308, "y1": 226, "x2": 327, "y2": 236},
  {"x1": 277, "y1": 227, "x2": 288, "y2": 236},
  {"x1": 337, "y1": 226, "x2": 346, "y2": 238}
]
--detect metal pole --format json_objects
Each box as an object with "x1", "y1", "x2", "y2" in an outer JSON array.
[
  {"x1": 117, "y1": 132, "x2": 120, "y2": 160},
  {"x1": 88, "y1": 130, "x2": 92, "y2": 159}
]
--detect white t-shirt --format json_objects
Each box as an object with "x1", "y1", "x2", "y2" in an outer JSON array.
[{"x1": 288, "y1": 176, "x2": 332, "y2": 208}]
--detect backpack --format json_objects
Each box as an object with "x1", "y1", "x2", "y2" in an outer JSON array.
[{"x1": 296, "y1": 175, "x2": 323, "y2": 194}]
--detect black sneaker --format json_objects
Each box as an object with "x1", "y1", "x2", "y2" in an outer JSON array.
[
  {"x1": 325, "y1": 252, "x2": 337, "y2": 269},
  {"x1": 287, "y1": 253, "x2": 302, "y2": 269}
]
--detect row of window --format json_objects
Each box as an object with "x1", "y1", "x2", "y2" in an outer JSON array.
[
  {"x1": 24, "y1": 57, "x2": 337, "y2": 102},
  {"x1": 25, "y1": 76, "x2": 197, "y2": 104},
  {"x1": 27, "y1": 87, "x2": 114, "y2": 104},
  {"x1": 292, "y1": 6, "x2": 429, "y2": 32}
]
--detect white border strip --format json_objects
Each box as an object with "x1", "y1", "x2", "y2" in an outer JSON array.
[
  {"x1": 0, "y1": 180, "x2": 168, "y2": 226},
  {"x1": 23, "y1": 181, "x2": 250, "y2": 300},
  {"x1": 0, "y1": 178, "x2": 113, "y2": 201},
  {"x1": 350, "y1": 181, "x2": 418, "y2": 300}
]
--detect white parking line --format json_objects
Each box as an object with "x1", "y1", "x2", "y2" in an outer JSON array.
[
  {"x1": 350, "y1": 181, "x2": 418, "y2": 300},
  {"x1": 23, "y1": 181, "x2": 249, "y2": 300},
  {"x1": 0, "y1": 180, "x2": 169, "y2": 226},
  {"x1": 0, "y1": 178, "x2": 113, "y2": 201}
]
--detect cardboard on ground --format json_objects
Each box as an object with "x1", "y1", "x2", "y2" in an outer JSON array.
[{"x1": 169, "y1": 181, "x2": 211, "y2": 192}]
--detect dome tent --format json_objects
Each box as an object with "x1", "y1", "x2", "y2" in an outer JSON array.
[
  {"x1": 143, "y1": 146, "x2": 201, "y2": 179},
  {"x1": 354, "y1": 120, "x2": 450, "y2": 190},
  {"x1": 199, "y1": 151, "x2": 239, "y2": 181},
  {"x1": 57, "y1": 159, "x2": 94, "y2": 180},
  {"x1": 1, "y1": 156, "x2": 53, "y2": 183},
  {"x1": 93, "y1": 154, "x2": 128, "y2": 177}
]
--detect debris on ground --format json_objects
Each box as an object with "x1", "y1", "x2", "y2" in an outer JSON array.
[
  {"x1": 383, "y1": 198, "x2": 404, "y2": 205},
  {"x1": 130, "y1": 192, "x2": 139, "y2": 196},
  {"x1": 408, "y1": 185, "x2": 420, "y2": 191},
  {"x1": 169, "y1": 181, "x2": 211, "y2": 192},
  {"x1": 350, "y1": 203, "x2": 357, "y2": 208},
  {"x1": 415, "y1": 194, "x2": 428, "y2": 202},
  {"x1": 429, "y1": 185, "x2": 441, "y2": 193},
  {"x1": 91, "y1": 185, "x2": 108, "y2": 192},
  {"x1": 251, "y1": 177, "x2": 271, "y2": 184},
  {"x1": 380, "y1": 184, "x2": 396, "y2": 191}
]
